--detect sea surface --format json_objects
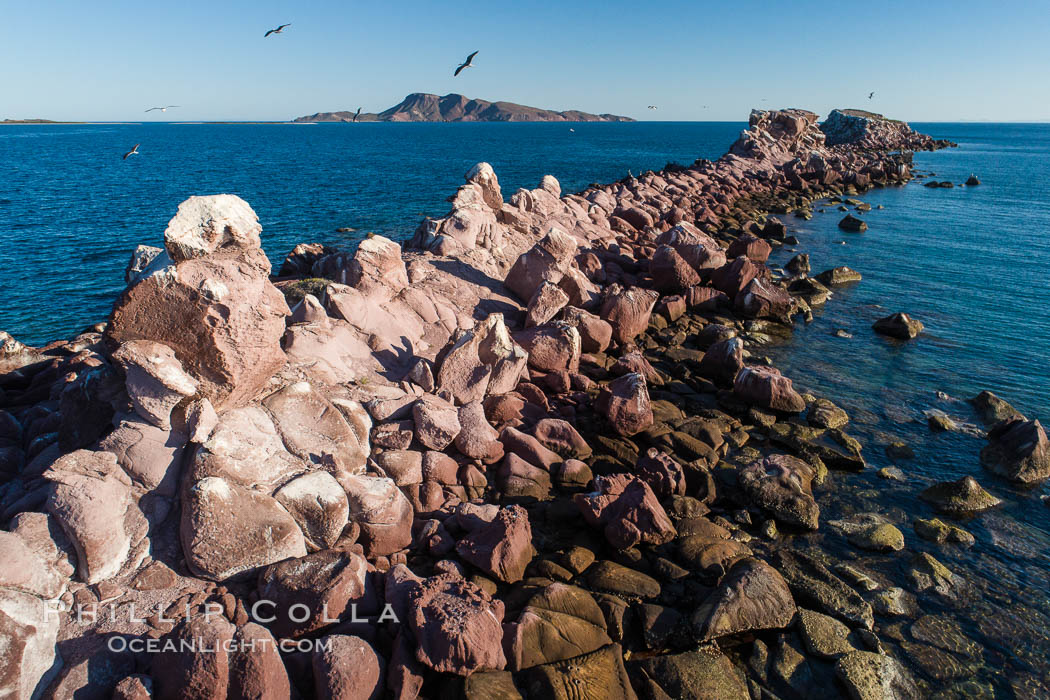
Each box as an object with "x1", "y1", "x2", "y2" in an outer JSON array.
[{"x1": 3, "y1": 120, "x2": 1050, "y2": 693}]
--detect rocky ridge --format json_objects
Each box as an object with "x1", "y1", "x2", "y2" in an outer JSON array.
[{"x1": 1, "y1": 108, "x2": 1026, "y2": 699}]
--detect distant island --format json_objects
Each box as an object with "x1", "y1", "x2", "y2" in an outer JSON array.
[
  {"x1": 1, "y1": 118, "x2": 83, "y2": 125},
  {"x1": 293, "y1": 92, "x2": 634, "y2": 123}
]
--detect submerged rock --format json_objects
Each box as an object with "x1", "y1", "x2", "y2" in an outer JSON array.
[
  {"x1": 838, "y1": 214, "x2": 867, "y2": 232},
  {"x1": 919, "y1": 475, "x2": 1002, "y2": 514},
  {"x1": 835, "y1": 650, "x2": 919, "y2": 700},
  {"x1": 872, "y1": 313, "x2": 923, "y2": 340}
]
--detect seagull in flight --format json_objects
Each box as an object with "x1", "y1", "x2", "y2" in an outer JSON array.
[
  {"x1": 122, "y1": 144, "x2": 140, "y2": 160},
  {"x1": 454, "y1": 51, "x2": 478, "y2": 77},
  {"x1": 145, "y1": 105, "x2": 179, "y2": 113},
  {"x1": 868, "y1": 91, "x2": 875, "y2": 100},
  {"x1": 264, "y1": 24, "x2": 291, "y2": 37},
  {"x1": 647, "y1": 105, "x2": 658, "y2": 110},
  {"x1": 353, "y1": 107, "x2": 362, "y2": 122}
]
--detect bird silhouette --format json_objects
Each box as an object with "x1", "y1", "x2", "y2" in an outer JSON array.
[
  {"x1": 647, "y1": 105, "x2": 658, "y2": 109},
  {"x1": 868, "y1": 91, "x2": 875, "y2": 100},
  {"x1": 264, "y1": 24, "x2": 291, "y2": 37},
  {"x1": 454, "y1": 51, "x2": 478, "y2": 77},
  {"x1": 122, "y1": 144, "x2": 140, "y2": 160},
  {"x1": 145, "y1": 106, "x2": 179, "y2": 113}
]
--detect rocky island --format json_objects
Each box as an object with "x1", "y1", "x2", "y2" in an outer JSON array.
[
  {"x1": 2, "y1": 107, "x2": 1044, "y2": 699},
  {"x1": 294, "y1": 92, "x2": 634, "y2": 123}
]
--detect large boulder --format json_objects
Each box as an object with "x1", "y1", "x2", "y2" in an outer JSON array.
[
  {"x1": 504, "y1": 584, "x2": 612, "y2": 670},
  {"x1": 504, "y1": 228, "x2": 578, "y2": 302},
  {"x1": 343, "y1": 475, "x2": 413, "y2": 556},
  {"x1": 650, "y1": 245, "x2": 701, "y2": 293},
  {"x1": 514, "y1": 323, "x2": 581, "y2": 373},
  {"x1": 691, "y1": 558, "x2": 796, "y2": 641},
  {"x1": 273, "y1": 471, "x2": 350, "y2": 551},
  {"x1": 107, "y1": 196, "x2": 289, "y2": 411},
  {"x1": 111, "y1": 340, "x2": 198, "y2": 429},
  {"x1": 406, "y1": 574, "x2": 508, "y2": 675},
  {"x1": 256, "y1": 549, "x2": 370, "y2": 638},
  {"x1": 0, "y1": 589, "x2": 61, "y2": 700},
  {"x1": 597, "y1": 373, "x2": 653, "y2": 437},
  {"x1": 739, "y1": 454, "x2": 820, "y2": 530},
  {"x1": 181, "y1": 476, "x2": 307, "y2": 581},
  {"x1": 162, "y1": 194, "x2": 262, "y2": 262},
  {"x1": 312, "y1": 635, "x2": 385, "y2": 700},
  {"x1": 695, "y1": 337, "x2": 744, "y2": 387},
  {"x1": 734, "y1": 366, "x2": 806, "y2": 413},
  {"x1": 872, "y1": 312, "x2": 923, "y2": 340},
  {"x1": 980, "y1": 418, "x2": 1050, "y2": 484},
  {"x1": 456, "y1": 505, "x2": 534, "y2": 583},
  {"x1": 600, "y1": 286, "x2": 660, "y2": 345},
  {"x1": 575, "y1": 474, "x2": 676, "y2": 549},
  {"x1": 44, "y1": 450, "x2": 134, "y2": 584},
  {"x1": 263, "y1": 382, "x2": 370, "y2": 488}
]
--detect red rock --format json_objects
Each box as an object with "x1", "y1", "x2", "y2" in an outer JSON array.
[
  {"x1": 557, "y1": 267, "x2": 601, "y2": 309},
  {"x1": 256, "y1": 549, "x2": 370, "y2": 638},
  {"x1": 289, "y1": 293, "x2": 329, "y2": 325},
  {"x1": 597, "y1": 373, "x2": 653, "y2": 437},
  {"x1": 613, "y1": 205, "x2": 654, "y2": 231},
  {"x1": 575, "y1": 252, "x2": 605, "y2": 282},
  {"x1": 525, "y1": 281, "x2": 569, "y2": 328},
  {"x1": 497, "y1": 452, "x2": 552, "y2": 500},
  {"x1": 739, "y1": 454, "x2": 820, "y2": 530},
  {"x1": 513, "y1": 322, "x2": 581, "y2": 373},
  {"x1": 182, "y1": 475, "x2": 307, "y2": 581},
  {"x1": 313, "y1": 634, "x2": 385, "y2": 700},
  {"x1": 99, "y1": 417, "x2": 187, "y2": 497},
  {"x1": 685, "y1": 286, "x2": 729, "y2": 311},
  {"x1": 600, "y1": 285, "x2": 659, "y2": 345},
  {"x1": 733, "y1": 366, "x2": 806, "y2": 413},
  {"x1": 981, "y1": 418, "x2": 1050, "y2": 484},
  {"x1": 435, "y1": 314, "x2": 527, "y2": 402},
  {"x1": 111, "y1": 340, "x2": 198, "y2": 429},
  {"x1": 456, "y1": 505, "x2": 534, "y2": 583},
  {"x1": 727, "y1": 233, "x2": 772, "y2": 263},
  {"x1": 650, "y1": 245, "x2": 701, "y2": 293},
  {"x1": 229, "y1": 622, "x2": 292, "y2": 699},
  {"x1": 635, "y1": 448, "x2": 687, "y2": 499},
  {"x1": 695, "y1": 337, "x2": 744, "y2": 387},
  {"x1": 343, "y1": 475, "x2": 414, "y2": 557},
  {"x1": 657, "y1": 295, "x2": 686, "y2": 322},
  {"x1": 531, "y1": 418, "x2": 592, "y2": 460},
  {"x1": 710, "y1": 256, "x2": 763, "y2": 299},
  {"x1": 453, "y1": 401, "x2": 504, "y2": 462},
  {"x1": 504, "y1": 228, "x2": 578, "y2": 302},
  {"x1": 574, "y1": 474, "x2": 676, "y2": 549},
  {"x1": 420, "y1": 450, "x2": 460, "y2": 485},
  {"x1": 735, "y1": 277, "x2": 794, "y2": 321},
  {"x1": 184, "y1": 397, "x2": 218, "y2": 443},
  {"x1": 44, "y1": 449, "x2": 134, "y2": 584},
  {"x1": 153, "y1": 615, "x2": 236, "y2": 700},
  {"x1": 691, "y1": 558, "x2": 796, "y2": 641},
  {"x1": 112, "y1": 676, "x2": 153, "y2": 700},
  {"x1": 344, "y1": 235, "x2": 408, "y2": 296},
  {"x1": 504, "y1": 583, "x2": 612, "y2": 670},
  {"x1": 372, "y1": 420, "x2": 414, "y2": 450},
  {"x1": 407, "y1": 574, "x2": 507, "y2": 675},
  {"x1": 412, "y1": 394, "x2": 461, "y2": 450},
  {"x1": 107, "y1": 198, "x2": 289, "y2": 411},
  {"x1": 263, "y1": 382, "x2": 370, "y2": 488},
  {"x1": 500, "y1": 426, "x2": 562, "y2": 470},
  {"x1": 563, "y1": 307, "x2": 613, "y2": 354},
  {"x1": 610, "y1": 351, "x2": 662, "y2": 386},
  {"x1": 274, "y1": 470, "x2": 350, "y2": 550}
]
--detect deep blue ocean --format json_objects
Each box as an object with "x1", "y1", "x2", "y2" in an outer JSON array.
[{"x1": 2, "y1": 120, "x2": 1049, "y2": 691}]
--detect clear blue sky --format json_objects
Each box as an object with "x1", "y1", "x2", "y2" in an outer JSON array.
[{"x1": 2, "y1": 0, "x2": 1048, "y2": 122}]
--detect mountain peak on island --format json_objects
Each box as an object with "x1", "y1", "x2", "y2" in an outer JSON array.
[{"x1": 293, "y1": 93, "x2": 634, "y2": 123}]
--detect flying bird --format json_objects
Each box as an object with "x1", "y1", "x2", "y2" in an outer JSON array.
[
  {"x1": 264, "y1": 24, "x2": 291, "y2": 37},
  {"x1": 569, "y1": 127, "x2": 575, "y2": 132},
  {"x1": 454, "y1": 51, "x2": 478, "y2": 77},
  {"x1": 122, "y1": 144, "x2": 140, "y2": 160},
  {"x1": 647, "y1": 105, "x2": 658, "y2": 109},
  {"x1": 868, "y1": 91, "x2": 875, "y2": 100},
  {"x1": 145, "y1": 105, "x2": 179, "y2": 113},
  {"x1": 353, "y1": 107, "x2": 362, "y2": 122}
]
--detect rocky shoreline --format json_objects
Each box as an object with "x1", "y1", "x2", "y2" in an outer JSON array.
[{"x1": 1, "y1": 108, "x2": 1045, "y2": 699}]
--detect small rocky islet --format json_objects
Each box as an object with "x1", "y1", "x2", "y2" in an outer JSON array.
[{"x1": 0, "y1": 107, "x2": 1047, "y2": 698}]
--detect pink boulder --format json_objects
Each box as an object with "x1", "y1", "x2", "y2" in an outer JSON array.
[
  {"x1": 733, "y1": 366, "x2": 806, "y2": 413},
  {"x1": 574, "y1": 474, "x2": 677, "y2": 549},
  {"x1": 597, "y1": 373, "x2": 653, "y2": 437},
  {"x1": 600, "y1": 286, "x2": 660, "y2": 345},
  {"x1": 456, "y1": 505, "x2": 534, "y2": 583}
]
